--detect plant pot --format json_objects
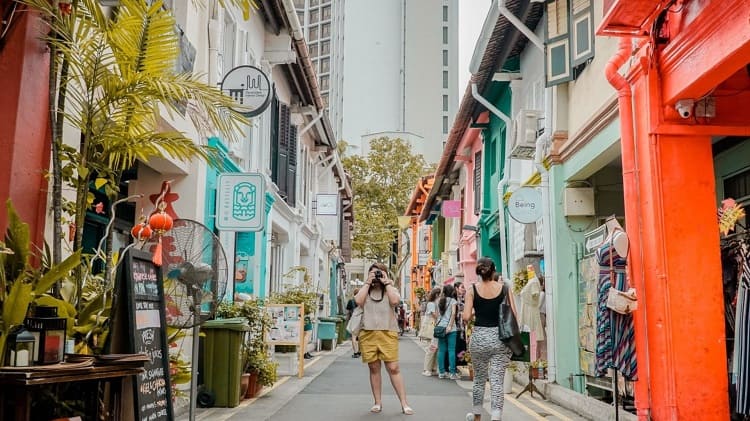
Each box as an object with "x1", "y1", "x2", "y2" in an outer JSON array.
[
  {"x1": 240, "y1": 373, "x2": 251, "y2": 399},
  {"x1": 245, "y1": 371, "x2": 260, "y2": 399},
  {"x1": 530, "y1": 367, "x2": 547, "y2": 379}
]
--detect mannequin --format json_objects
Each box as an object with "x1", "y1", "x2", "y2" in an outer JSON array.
[
  {"x1": 519, "y1": 265, "x2": 544, "y2": 341},
  {"x1": 603, "y1": 215, "x2": 629, "y2": 258}
]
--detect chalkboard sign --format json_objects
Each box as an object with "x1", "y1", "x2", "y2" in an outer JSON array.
[{"x1": 112, "y1": 248, "x2": 174, "y2": 421}]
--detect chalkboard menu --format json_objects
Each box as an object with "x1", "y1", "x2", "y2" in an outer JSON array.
[{"x1": 112, "y1": 249, "x2": 174, "y2": 421}]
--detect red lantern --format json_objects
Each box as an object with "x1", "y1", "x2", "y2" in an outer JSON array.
[
  {"x1": 149, "y1": 211, "x2": 174, "y2": 233},
  {"x1": 130, "y1": 223, "x2": 153, "y2": 241}
]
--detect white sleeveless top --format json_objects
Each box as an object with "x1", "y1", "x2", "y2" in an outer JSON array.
[{"x1": 362, "y1": 288, "x2": 399, "y2": 332}]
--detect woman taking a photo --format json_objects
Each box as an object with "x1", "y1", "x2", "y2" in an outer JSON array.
[
  {"x1": 354, "y1": 263, "x2": 413, "y2": 415},
  {"x1": 462, "y1": 257, "x2": 516, "y2": 421}
]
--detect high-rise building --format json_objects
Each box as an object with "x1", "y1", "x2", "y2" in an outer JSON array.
[
  {"x1": 294, "y1": 0, "x2": 346, "y2": 141},
  {"x1": 341, "y1": 0, "x2": 459, "y2": 165}
]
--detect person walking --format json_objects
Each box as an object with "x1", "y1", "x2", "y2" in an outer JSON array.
[
  {"x1": 421, "y1": 287, "x2": 442, "y2": 376},
  {"x1": 463, "y1": 257, "x2": 516, "y2": 421},
  {"x1": 354, "y1": 263, "x2": 413, "y2": 415},
  {"x1": 454, "y1": 281, "x2": 468, "y2": 366},
  {"x1": 346, "y1": 288, "x2": 361, "y2": 358},
  {"x1": 436, "y1": 284, "x2": 460, "y2": 380}
]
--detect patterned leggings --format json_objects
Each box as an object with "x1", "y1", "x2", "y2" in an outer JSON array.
[{"x1": 469, "y1": 326, "x2": 512, "y2": 420}]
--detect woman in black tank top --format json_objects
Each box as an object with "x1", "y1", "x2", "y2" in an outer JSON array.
[{"x1": 461, "y1": 257, "x2": 517, "y2": 421}]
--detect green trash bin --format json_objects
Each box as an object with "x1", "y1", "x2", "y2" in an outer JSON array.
[
  {"x1": 317, "y1": 319, "x2": 337, "y2": 350},
  {"x1": 202, "y1": 318, "x2": 250, "y2": 408}
]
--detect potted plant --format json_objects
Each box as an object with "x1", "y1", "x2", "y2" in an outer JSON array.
[{"x1": 530, "y1": 359, "x2": 548, "y2": 379}]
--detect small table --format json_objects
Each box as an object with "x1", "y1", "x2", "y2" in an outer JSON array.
[{"x1": 0, "y1": 364, "x2": 143, "y2": 421}]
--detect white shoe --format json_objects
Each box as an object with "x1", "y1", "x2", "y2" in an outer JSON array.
[
  {"x1": 421, "y1": 370, "x2": 432, "y2": 377},
  {"x1": 438, "y1": 373, "x2": 447, "y2": 379},
  {"x1": 449, "y1": 373, "x2": 461, "y2": 380},
  {"x1": 466, "y1": 413, "x2": 475, "y2": 421}
]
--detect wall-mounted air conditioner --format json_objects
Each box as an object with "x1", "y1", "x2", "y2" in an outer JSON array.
[{"x1": 510, "y1": 109, "x2": 542, "y2": 159}]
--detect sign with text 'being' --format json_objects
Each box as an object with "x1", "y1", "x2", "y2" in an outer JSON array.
[
  {"x1": 216, "y1": 173, "x2": 266, "y2": 231},
  {"x1": 508, "y1": 187, "x2": 542, "y2": 224}
]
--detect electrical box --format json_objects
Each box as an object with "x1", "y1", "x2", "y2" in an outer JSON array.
[{"x1": 564, "y1": 187, "x2": 595, "y2": 216}]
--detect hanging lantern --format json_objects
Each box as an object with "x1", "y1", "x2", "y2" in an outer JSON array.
[
  {"x1": 131, "y1": 222, "x2": 153, "y2": 242},
  {"x1": 149, "y1": 203, "x2": 174, "y2": 267},
  {"x1": 3, "y1": 326, "x2": 36, "y2": 367},
  {"x1": 24, "y1": 305, "x2": 67, "y2": 365}
]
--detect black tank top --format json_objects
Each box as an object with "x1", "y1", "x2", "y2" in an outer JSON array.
[{"x1": 472, "y1": 283, "x2": 504, "y2": 327}]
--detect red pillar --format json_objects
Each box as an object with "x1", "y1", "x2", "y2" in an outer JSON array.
[
  {"x1": 0, "y1": 12, "x2": 51, "y2": 246},
  {"x1": 629, "y1": 73, "x2": 729, "y2": 420}
]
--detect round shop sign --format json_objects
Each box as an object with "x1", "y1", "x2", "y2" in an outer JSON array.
[
  {"x1": 220, "y1": 65, "x2": 272, "y2": 117},
  {"x1": 508, "y1": 187, "x2": 542, "y2": 224}
]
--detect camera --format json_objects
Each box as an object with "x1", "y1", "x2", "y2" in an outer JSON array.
[
  {"x1": 675, "y1": 99, "x2": 694, "y2": 119},
  {"x1": 374, "y1": 270, "x2": 383, "y2": 282}
]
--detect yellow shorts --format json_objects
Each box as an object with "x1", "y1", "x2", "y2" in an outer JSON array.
[{"x1": 358, "y1": 330, "x2": 399, "y2": 363}]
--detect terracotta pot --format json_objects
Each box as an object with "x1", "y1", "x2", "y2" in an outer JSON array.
[
  {"x1": 240, "y1": 373, "x2": 251, "y2": 399},
  {"x1": 245, "y1": 371, "x2": 260, "y2": 398},
  {"x1": 531, "y1": 367, "x2": 547, "y2": 379}
]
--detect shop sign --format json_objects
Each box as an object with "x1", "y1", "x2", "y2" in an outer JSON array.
[
  {"x1": 508, "y1": 187, "x2": 542, "y2": 224},
  {"x1": 316, "y1": 193, "x2": 339, "y2": 215},
  {"x1": 220, "y1": 65, "x2": 272, "y2": 117},
  {"x1": 216, "y1": 173, "x2": 266, "y2": 231}
]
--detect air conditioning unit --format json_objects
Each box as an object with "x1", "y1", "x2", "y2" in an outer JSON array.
[{"x1": 510, "y1": 109, "x2": 542, "y2": 159}]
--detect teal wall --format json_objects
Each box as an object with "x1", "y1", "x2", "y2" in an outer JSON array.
[
  {"x1": 549, "y1": 119, "x2": 621, "y2": 390},
  {"x1": 478, "y1": 81, "x2": 512, "y2": 274}
]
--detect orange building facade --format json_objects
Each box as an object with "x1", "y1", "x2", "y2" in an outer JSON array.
[
  {"x1": 404, "y1": 175, "x2": 435, "y2": 311},
  {"x1": 599, "y1": 0, "x2": 750, "y2": 419}
]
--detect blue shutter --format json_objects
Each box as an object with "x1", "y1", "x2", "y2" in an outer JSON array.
[
  {"x1": 571, "y1": 0, "x2": 594, "y2": 67},
  {"x1": 544, "y1": 0, "x2": 572, "y2": 87}
]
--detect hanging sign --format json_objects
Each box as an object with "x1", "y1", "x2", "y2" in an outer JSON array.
[
  {"x1": 508, "y1": 187, "x2": 542, "y2": 224},
  {"x1": 216, "y1": 173, "x2": 266, "y2": 231},
  {"x1": 220, "y1": 65, "x2": 272, "y2": 117},
  {"x1": 442, "y1": 200, "x2": 462, "y2": 218},
  {"x1": 316, "y1": 194, "x2": 339, "y2": 215}
]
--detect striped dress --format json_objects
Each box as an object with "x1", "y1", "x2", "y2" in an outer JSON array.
[
  {"x1": 595, "y1": 239, "x2": 638, "y2": 380},
  {"x1": 734, "y1": 244, "x2": 750, "y2": 415}
]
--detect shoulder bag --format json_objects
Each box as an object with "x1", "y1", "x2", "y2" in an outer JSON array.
[
  {"x1": 497, "y1": 284, "x2": 525, "y2": 357},
  {"x1": 418, "y1": 310, "x2": 435, "y2": 340},
  {"x1": 433, "y1": 303, "x2": 450, "y2": 338},
  {"x1": 346, "y1": 306, "x2": 364, "y2": 337},
  {"x1": 605, "y1": 230, "x2": 638, "y2": 315}
]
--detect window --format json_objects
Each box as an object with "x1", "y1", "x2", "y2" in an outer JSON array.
[
  {"x1": 320, "y1": 75, "x2": 329, "y2": 91},
  {"x1": 322, "y1": 5, "x2": 331, "y2": 20},
  {"x1": 474, "y1": 151, "x2": 482, "y2": 215},
  {"x1": 321, "y1": 23, "x2": 330, "y2": 38},
  {"x1": 321, "y1": 40, "x2": 330, "y2": 55},
  {"x1": 293, "y1": 0, "x2": 305, "y2": 7},
  {"x1": 322, "y1": 93, "x2": 329, "y2": 108},
  {"x1": 443, "y1": 95, "x2": 448, "y2": 112},
  {"x1": 297, "y1": 11, "x2": 305, "y2": 25},
  {"x1": 443, "y1": 50, "x2": 448, "y2": 66},
  {"x1": 309, "y1": 43, "x2": 318, "y2": 58},
  {"x1": 310, "y1": 9, "x2": 319, "y2": 24},
  {"x1": 320, "y1": 57, "x2": 330, "y2": 73},
  {"x1": 544, "y1": 0, "x2": 595, "y2": 86},
  {"x1": 443, "y1": 116, "x2": 449, "y2": 134},
  {"x1": 443, "y1": 5, "x2": 448, "y2": 22},
  {"x1": 443, "y1": 71, "x2": 448, "y2": 89},
  {"x1": 309, "y1": 26, "x2": 318, "y2": 41},
  {"x1": 443, "y1": 27, "x2": 448, "y2": 44},
  {"x1": 310, "y1": 0, "x2": 318, "y2": 6}
]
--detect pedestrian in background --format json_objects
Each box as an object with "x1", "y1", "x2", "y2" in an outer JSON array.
[
  {"x1": 346, "y1": 288, "x2": 361, "y2": 358},
  {"x1": 436, "y1": 284, "x2": 460, "y2": 380},
  {"x1": 463, "y1": 257, "x2": 515, "y2": 421},
  {"x1": 454, "y1": 281, "x2": 468, "y2": 366},
  {"x1": 421, "y1": 287, "x2": 442, "y2": 376},
  {"x1": 354, "y1": 263, "x2": 413, "y2": 415}
]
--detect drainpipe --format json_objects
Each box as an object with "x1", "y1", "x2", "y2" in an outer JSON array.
[
  {"x1": 605, "y1": 37, "x2": 657, "y2": 419},
  {"x1": 534, "y1": 132, "x2": 557, "y2": 383},
  {"x1": 471, "y1": 83, "x2": 511, "y2": 278}
]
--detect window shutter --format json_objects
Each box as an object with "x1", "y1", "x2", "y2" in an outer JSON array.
[
  {"x1": 544, "y1": 0, "x2": 572, "y2": 87},
  {"x1": 277, "y1": 103, "x2": 290, "y2": 198},
  {"x1": 270, "y1": 95, "x2": 280, "y2": 184},
  {"x1": 286, "y1": 125, "x2": 298, "y2": 207},
  {"x1": 571, "y1": 0, "x2": 594, "y2": 66},
  {"x1": 474, "y1": 151, "x2": 482, "y2": 215}
]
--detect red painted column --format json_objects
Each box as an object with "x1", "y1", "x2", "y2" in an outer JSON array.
[
  {"x1": 629, "y1": 73, "x2": 729, "y2": 420},
  {"x1": 0, "y1": 12, "x2": 51, "y2": 246}
]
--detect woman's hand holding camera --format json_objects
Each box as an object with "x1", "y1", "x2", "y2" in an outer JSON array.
[{"x1": 366, "y1": 270, "x2": 392, "y2": 287}]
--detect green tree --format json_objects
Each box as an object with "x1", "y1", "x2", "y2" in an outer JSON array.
[{"x1": 342, "y1": 137, "x2": 428, "y2": 264}]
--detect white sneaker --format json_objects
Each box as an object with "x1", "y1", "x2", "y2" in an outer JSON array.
[
  {"x1": 438, "y1": 373, "x2": 447, "y2": 379},
  {"x1": 421, "y1": 370, "x2": 432, "y2": 377},
  {"x1": 449, "y1": 373, "x2": 461, "y2": 380},
  {"x1": 466, "y1": 413, "x2": 475, "y2": 421}
]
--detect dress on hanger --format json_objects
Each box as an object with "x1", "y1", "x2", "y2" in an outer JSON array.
[
  {"x1": 595, "y1": 234, "x2": 638, "y2": 380},
  {"x1": 519, "y1": 276, "x2": 544, "y2": 340}
]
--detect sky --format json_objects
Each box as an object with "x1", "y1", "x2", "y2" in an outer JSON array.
[{"x1": 458, "y1": 0, "x2": 493, "y2": 94}]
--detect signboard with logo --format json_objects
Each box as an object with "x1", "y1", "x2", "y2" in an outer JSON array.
[
  {"x1": 216, "y1": 173, "x2": 266, "y2": 231},
  {"x1": 315, "y1": 193, "x2": 339, "y2": 215},
  {"x1": 220, "y1": 65, "x2": 272, "y2": 117},
  {"x1": 507, "y1": 187, "x2": 543, "y2": 224}
]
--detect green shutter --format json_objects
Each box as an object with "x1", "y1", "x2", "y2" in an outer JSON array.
[
  {"x1": 544, "y1": 0, "x2": 572, "y2": 87},
  {"x1": 571, "y1": 0, "x2": 594, "y2": 66}
]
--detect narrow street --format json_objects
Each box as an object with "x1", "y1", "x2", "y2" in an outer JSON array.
[{"x1": 197, "y1": 335, "x2": 588, "y2": 421}]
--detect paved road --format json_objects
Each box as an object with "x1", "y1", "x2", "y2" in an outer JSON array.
[{"x1": 195, "y1": 334, "x2": 588, "y2": 421}]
